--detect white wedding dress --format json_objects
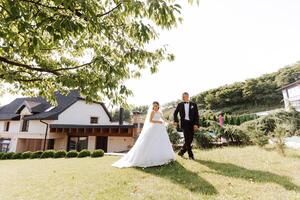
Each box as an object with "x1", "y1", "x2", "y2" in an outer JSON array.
[{"x1": 112, "y1": 111, "x2": 175, "y2": 168}]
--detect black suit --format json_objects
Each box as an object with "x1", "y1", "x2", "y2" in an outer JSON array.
[{"x1": 173, "y1": 102, "x2": 199, "y2": 158}]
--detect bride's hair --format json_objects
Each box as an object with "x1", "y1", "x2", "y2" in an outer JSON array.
[{"x1": 152, "y1": 101, "x2": 160, "y2": 110}]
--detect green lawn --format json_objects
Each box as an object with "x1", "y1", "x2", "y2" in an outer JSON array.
[{"x1": 1, "y1": 146, "x2": 300, "y2": 200}]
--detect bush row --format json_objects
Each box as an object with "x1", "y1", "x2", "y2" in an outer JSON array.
[{"x1": 0, "y1": 149, "x2": 104, "y2": 160}]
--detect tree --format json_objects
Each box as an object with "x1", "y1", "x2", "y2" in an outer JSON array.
[
  {"x1": 111, "y1": 108, "x2": 131, "y2": 123},
  {"x1": 0, "y1": 0, "x2": 195, "y2": 104}
]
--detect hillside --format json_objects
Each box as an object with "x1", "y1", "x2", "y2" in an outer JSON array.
[{"x1": 164, "y1": 62, "x2": 300, "y2": 115}]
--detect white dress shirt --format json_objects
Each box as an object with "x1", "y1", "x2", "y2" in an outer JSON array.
[{"x1": 184, "y1": 102, "x2": 190, "y2": 120}]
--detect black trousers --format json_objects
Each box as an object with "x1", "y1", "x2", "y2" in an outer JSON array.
[{"x1": 179, "y1": 120, "x2": 194, "y2": 157}]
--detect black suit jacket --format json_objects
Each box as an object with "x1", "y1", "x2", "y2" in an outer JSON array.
[{"x1": 173, "y1": 102, "x2": 199, "y2": 127}]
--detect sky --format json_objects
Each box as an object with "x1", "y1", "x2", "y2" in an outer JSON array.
[{"x1": 1, "y1": 0, "x2": 300, "y2": 107}]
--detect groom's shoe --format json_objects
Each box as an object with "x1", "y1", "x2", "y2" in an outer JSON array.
[
  {"x1": 178, "y1": 151, "x2": 184, "y2": 157},
  {"x1": 189, "y1": 156, "x2": 195, "y2": 160}
]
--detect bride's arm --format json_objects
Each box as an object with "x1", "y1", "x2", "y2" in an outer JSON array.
[{"x1": 150, "y1": 111, "x2": 163, "y2": 124}]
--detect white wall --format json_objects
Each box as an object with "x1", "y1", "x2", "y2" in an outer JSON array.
[
  {"x1": 20, "y1": 107, "x2": 32, "y2": 116},
  {"x1": 52, "y1": 100, "x2": 111, "y2": 125},
  {"x1": 0, "y1": 121, "x2": 4, "y2": 132},
  {"x1": 287, "y1": 85, "x2": 300, "y2": 100}
]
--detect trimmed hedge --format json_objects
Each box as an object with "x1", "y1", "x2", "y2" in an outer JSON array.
[
  {"x1": 0, "y1": 149, "x2": 106, "y2": 160},
  {"x1": 30, "y1": 151, "x2": 43, "y2": 159},
  {"x1": 54, "y1": 150, "x2": 67, "y2": 158},
  {"x1": 1, "y1": 152, "x2": 14, "y2": 159},
  {"x1": 12, "y1": 152, "x2": 22, "y2": 159},
  {"x1": 0, "y1": 152, "x2": 5, "y2": 159},
  {"x1": 91, "y1": 149, "x2": 104, "y2": 158},
  {"x1": 40, "y1": 150, "x2": 55, "y2": 159},
  {"x1": 78, "y1": 150, "x2": 91, "y2": 158},
  {"x1": 22, "y1": 151, "x2": 32, "y2": 159},
  {"x1": 66, "y1": 150, "x2": 78, "y2": 158}
]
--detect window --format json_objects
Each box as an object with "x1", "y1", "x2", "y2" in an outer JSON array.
[
  {"x1": 0, "y1": 139, "x2": 10, "y2": 152},
  {"x1": 4, "y1": 121, "x2": 10, "y2": 132},
  {"x1": 90, "y1": 117, "x2": 98, "y2": 124},
  {"x1": 68, "y1": 137, "x2": 88, "y2": 151},
  {"x1": 21, "y1": 120, "x2": 29, "y2": 132}
]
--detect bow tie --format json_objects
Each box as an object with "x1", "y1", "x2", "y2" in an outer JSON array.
[{"x1": 184, "y1": 102, "x2": 189, "y2": 104}]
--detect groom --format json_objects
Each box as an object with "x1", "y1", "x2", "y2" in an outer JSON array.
[{"x1": 173, "y1": 92, "x2": 199, "y2": 160}]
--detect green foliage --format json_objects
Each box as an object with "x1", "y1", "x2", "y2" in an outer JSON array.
[
  {"x1": 30, "y1": 151, "x2": 43, "y2": 159},
  {"x1": 0, "y1": 152, "x2": 5, "y2": 159},
  {"x1": 54, "y1": 150, "x2": 67, "y2": 158},
  {"x1": 241, "y1": 109, "x2": 300, "y2": 153},
  {"x1": 91, "y1": 149, "x2": 104, "y2": 158},
  {"x1": 190, "y1": 64, "x2": 299, "y2": 113},
  {"x1": 0, "y1": 0, "x2": 196, "y2": 105},
  {"x1": 21, "y1": 151, "x2": 32, "y2": 159},
  {"x1": 66, "y1": 150, "x2": 79, "y2": 158},
  {"x1": 166, "y1": 124, "x2": 181, "y2": 145},
  {"x1": 112, "y1": 108, "x2": 132, "y2": 123},
  {"x1": 78, "y1": 150, "x2": 91, "y2": 158},
  {"x1": 12, "y1": 152, "x2": 22, "y2": 159},
  {"x1": 1, "y1": 152, "x2": 14, "y2": 159},
  {"x1": 40, "y1": 150, "x2": 56, "y2": 158},
  {"x1": 194, "y1": 131, "x2": 213, "y2": 149},
  {"x1": 222, "y1": 125, "x2": 250, "y2": 145}
]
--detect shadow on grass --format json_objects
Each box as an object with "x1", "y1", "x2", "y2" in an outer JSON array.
[
  {"x1": 196, "y1": 159, "x2": 300, "y2": 192},
  {"x1": 136, "y1": 161, "x2": 218, "y2": 195}
]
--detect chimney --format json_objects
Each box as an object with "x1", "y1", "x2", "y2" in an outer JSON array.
[
  {"x1": 132, "y1": 110, "x2": 142, "y2": 140},
  {"x1": 132, "y1": 111, "x2": 142, "y2": 125},
  {"x1": 119, "y1": 107, "x2": 124, "y2": 125}
]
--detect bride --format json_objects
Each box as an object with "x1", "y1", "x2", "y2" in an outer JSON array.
[{"x1": 112, "y1": 101, "x2": 175, "y2": 168}]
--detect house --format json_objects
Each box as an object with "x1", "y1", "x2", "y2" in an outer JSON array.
[
  {"x1": 0, "y1": 90, "x2": 141, "y2": 153},
  {"x1": 281, "y1": 80, "x2": 300, "y2": 111}
]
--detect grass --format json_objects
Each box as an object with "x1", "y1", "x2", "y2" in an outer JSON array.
[{"x1": 0, "y1": 146, "x2": 300, "y2": 200}]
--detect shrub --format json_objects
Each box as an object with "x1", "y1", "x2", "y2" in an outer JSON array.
[
  {"x1": 251, "y1": 130, "x2": 269, "y2": 147},
  {"x1": 1, "y1": 152, "x2": 14, "y2": 159},
  {"x1": 30, "y1": 151, "x2": 43, "y2": 159},
  {"x1": 40, "y1": 150, "x2": 55, "y2": 159},
  {"x1": 166, "y1": 124, "x2": 182, "y2": 145},
  {"x1": 194, "y1": 131, "x2": 213, "y2": 149},
  {"x1": 78, "y1": 150, "x2": 91, "y2": 158},
  {"x1": 0, "y1": 152, "x2": 6, "y2": 160},
  {"x1": 54, "y1": 150, "x2": 67, "y2": 158},
  {"x1": 12, "y1": 152, "x2": 22, "y2": 159},
  {"x1": 66, "y1": 150, "x2": 78, "y2": 158},
  {"x1": 22, "y1": 151, "x2": 32, "y2": 159},
  {"x1": 91, "y1": 149, "x2": 104, "y2": 158},
  {"x1": 222, "y1": 125, "x2": 250, "y2": 145},
  {"x1": 0, "y1": 152, "x2": 5, "y2": 159}
]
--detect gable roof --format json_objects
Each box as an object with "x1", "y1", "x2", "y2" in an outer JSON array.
[
  {"x1": 280, "y1": 80, "x2": 300, "y2": 90},
  {"x1": 0, "y1": 90, "x2": 112, "y2": 121},
  {"x1": 0, "y1": 97, "x2": 51, "y2": 120}
]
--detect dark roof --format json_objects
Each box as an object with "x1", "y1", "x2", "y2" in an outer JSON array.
[
  {"x1": 0, "y1": 90, "x2": 112, "y2": 121},
  {"x1": 280, "y1": 80, "x2": 300, "y2": 90},
  {"x1": 50, "y1": 124, "x2": 135, "y2": 129},
  {"x1": 0, "y1": 97, "x2": 51, "y2": 120}
]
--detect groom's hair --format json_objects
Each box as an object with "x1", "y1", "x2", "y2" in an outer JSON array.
[{"x1": 182, "y1": 92, "x2": 189, "y2": 96}]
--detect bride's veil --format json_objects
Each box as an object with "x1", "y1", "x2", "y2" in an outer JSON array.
[{"x1": 140, "y1": 104, "x2": 153, "y2": 135}]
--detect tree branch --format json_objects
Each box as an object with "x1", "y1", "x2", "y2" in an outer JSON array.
[
  {"x1": 0, "y1": 56, "x2": 93, "y2": 74},
  {"x1": 97, "y1": 3, "x2": 122, "y2": 18},
  {"x1": 0, "y1": 56, "x2": 61, "y2": 75},
  {"x1": 53, "y1": 61, "x2": 94, "y2": 71}
]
